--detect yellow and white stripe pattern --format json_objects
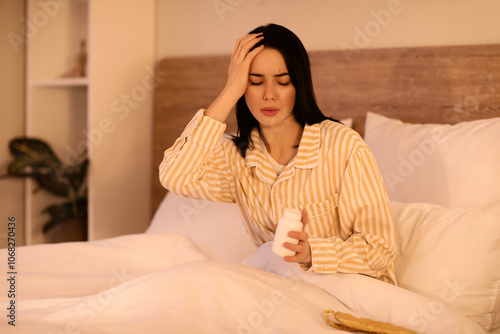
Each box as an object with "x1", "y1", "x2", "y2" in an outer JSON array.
[{"x1": 160, "y1": 109, "x2": 397, "y2": 284}]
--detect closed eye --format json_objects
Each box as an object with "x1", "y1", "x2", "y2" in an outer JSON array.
[{"x1": 249, "y1": 81, "x2": 263, "y2": 86}]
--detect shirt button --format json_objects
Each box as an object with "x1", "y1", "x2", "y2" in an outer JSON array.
[{"x1": 278, "y1": 204, "x2": 283, "y2": 209}]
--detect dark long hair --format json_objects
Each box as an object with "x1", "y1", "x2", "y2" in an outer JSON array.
[{"x1": 232, "y1": 23, "x2": 337, "y2": 157}]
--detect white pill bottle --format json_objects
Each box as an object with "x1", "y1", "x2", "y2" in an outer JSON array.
[{"x1": 272, "y1": 208, "x2": 303, "y2": 257}]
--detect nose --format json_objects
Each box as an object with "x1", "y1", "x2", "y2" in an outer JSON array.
[{"x1": 263, "y1": 83, "x2": 277, "y2": 101}]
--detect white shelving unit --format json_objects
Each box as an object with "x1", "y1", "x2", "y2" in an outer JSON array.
[
  {"x1": 25, "y1": 0, "x2": 155, "y2": 244},
  {"x1": 32, "y1": 78, "x2": 90, "y2": 87}
]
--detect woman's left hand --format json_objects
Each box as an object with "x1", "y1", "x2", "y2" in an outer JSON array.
[{"x1": 283, "y1": 209, "x2": 311, "y2": 265}]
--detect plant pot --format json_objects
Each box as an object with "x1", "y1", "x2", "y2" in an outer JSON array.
[{"x1": 45, "y1": 218, "x2": 88, "y2": 243}]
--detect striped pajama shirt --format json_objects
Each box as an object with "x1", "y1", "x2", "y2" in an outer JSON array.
[{"x1": 159, "y1": 109, "x2": 397, "y2": 284}]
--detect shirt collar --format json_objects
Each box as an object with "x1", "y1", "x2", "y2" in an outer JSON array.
[
  {"x1": 244, "y1": 123, "x2": 320, "y2": 183},
  {"x1": 293, "y1": 123, "x2": 321, "y2": 169}
]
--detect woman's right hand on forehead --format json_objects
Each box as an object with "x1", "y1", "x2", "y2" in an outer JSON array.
[
  {"x1": 223, "y1": 33, "x2": 264, "y2": 99},
  {"x1": 205, "y1": 33, "x2": 264, "y2": 123}
]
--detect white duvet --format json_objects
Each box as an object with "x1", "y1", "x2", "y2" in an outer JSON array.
[{"x1": 0, "y1": 233, "x2": 485, "y2": 334}]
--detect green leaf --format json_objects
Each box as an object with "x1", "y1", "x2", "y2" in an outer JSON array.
[
  {"x1": 33, "y1": 171, "x2": 71, "y2": 197},
  {"x1": 9, "y1": 137, "x2": 58, "y2": 158},
  {"x1": 5, "y1": 137, "x2": 79, "y2": 197},
  {"x1": 66, "y1": 159, "x2": 89, "y2": 193},
  {"x1": 7, "y1": 138, "x2": 62, "y2": 175},
  {"x1": 7, "y1": 159, "x2": 56, "y2": 175}
]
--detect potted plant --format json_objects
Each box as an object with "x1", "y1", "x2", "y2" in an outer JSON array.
[{"x1": 0, "y1": 137, "x2": 88, "y2": 242}]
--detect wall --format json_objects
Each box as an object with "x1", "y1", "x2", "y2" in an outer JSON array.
[
  {"x1": 0, "y1": 1, "x2": 26, "y2": 246},
  {"x1": 88, "y1": 0, "x2": 156, "y2": 240},
  {"x1": 157, "y1": 0, "x2": 500, "y2": 58}
]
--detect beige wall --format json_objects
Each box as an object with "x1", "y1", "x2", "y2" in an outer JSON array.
[
  {"x1": 157, "y1": 0, "x2": 500, "y2": 58},
  {"x1": 88, "y1": 0, "x2": 156, "y2": 240},
  {"x1": 0, "y1": 1, "x2": 26, "y2": 246}
]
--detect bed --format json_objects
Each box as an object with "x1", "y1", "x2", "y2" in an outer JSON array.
[{"x1": 2, "y1": 43, "x2": 500, "y2": 334}]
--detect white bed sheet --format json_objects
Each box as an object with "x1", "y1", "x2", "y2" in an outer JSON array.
[{"x1": 0, "y1": 233, "x2": 485, "y2": 334}]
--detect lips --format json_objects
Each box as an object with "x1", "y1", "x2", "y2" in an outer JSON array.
[{"x1": 260, "y1": 107, "x2": 279, "y2": 116}]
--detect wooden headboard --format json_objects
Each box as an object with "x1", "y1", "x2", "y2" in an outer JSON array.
[{"x1": 152, "y1": 43, "x2": 500, "y2": 214}]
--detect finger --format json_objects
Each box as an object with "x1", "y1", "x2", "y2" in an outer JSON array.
[
  {"x1": 283, "y1": 241, "x2": 306, "y2": 253},
  {"x1": 288, "y1": 230, "x2": 309, "y2": 242},
  {"x1": 301, "y1": 209, "x2": 309, "y2": 231},
  {"x1": 283, "y1": 255, "x2": 299, "y2": 263},
  {"x1": 236, "y1": 32, "x2": 262, "y2": 43},
  {"x1": 282, "y1": 248, "x2": 300, "y2": 263},
  {"x1": 237, "y1": 37, "x2": 263, "y2": 62},
  {"x1": 244, "y1": 44, "x2": 265, "y2": 63},
  {"x1": 284, "y1": 253, "x2": 310, "y2": 264},
  {"x1": 283, "y1": 250, "x2": 306, "y2": 263},
  {"x1": 283, "y1": 241, "x2": 311, "y2": 263},
  {"x1": 233, "y1": 34, "x2": 263, "y2": 62},
  {"x1": 237, "y1": 32, "x2": 263, "y2": 46},
  {"x1": 232, "y1": 34, "x2": 259, "y2": 56}
]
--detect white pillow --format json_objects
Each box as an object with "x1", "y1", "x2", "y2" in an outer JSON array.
[
  {"x1": 147, "y1": 192, "x2": 257, "y2": 263},
  {"x1": 391, "y1": 201, "x2": 500, "y2": 332},
  {"x1": 364, "y1": 112, "x2": 500, "y2": 207},
  {"x1": 340, "y1": 117, "x2": 353, "y2": 128}
]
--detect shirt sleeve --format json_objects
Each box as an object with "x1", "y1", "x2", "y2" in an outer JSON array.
[
  {"x1": 299, "y1": 148, "x2": 397, "y2": 285},
  {"x1": 158, "y1": 109, "x2": 235, "y2": 203}
]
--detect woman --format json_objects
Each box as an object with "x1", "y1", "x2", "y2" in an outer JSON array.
[{"x1": 159, "y1": 24, "x2": 396, "y2": 284}]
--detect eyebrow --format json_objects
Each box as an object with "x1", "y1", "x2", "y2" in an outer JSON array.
[{"x1": 249, "y1": 72, "x2": 290, "y2": 78}]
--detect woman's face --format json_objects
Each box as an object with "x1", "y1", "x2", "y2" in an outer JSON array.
[{"x1": 245, "y1": 48, "x2": 297, "y2": 131}]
